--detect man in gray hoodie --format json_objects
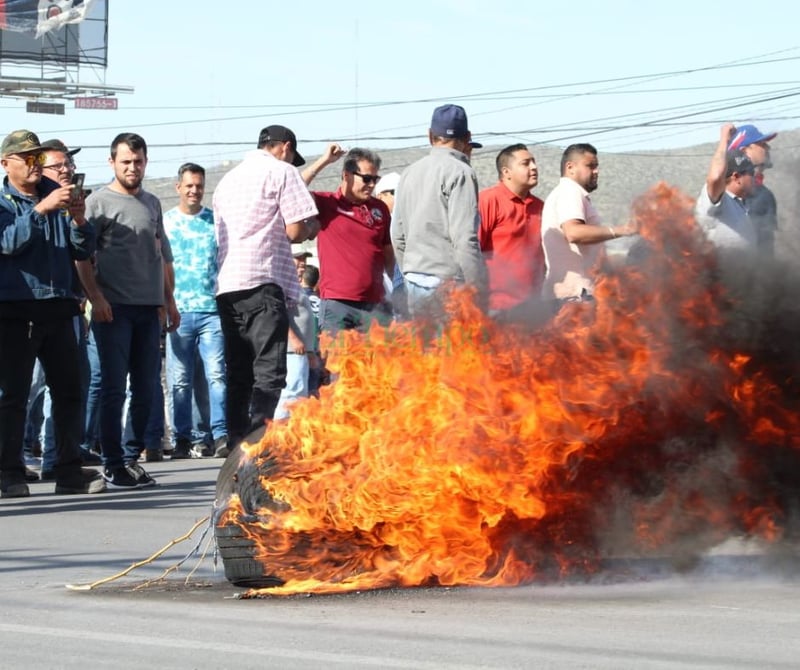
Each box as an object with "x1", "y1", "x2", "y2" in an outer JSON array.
[{"x1": 391, "y1": 104, "x2": 487, "y2": 316}]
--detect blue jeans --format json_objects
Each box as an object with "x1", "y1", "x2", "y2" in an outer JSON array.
[
  {"x1": 81, "y1": 326, "x2": 101, "y2": 452},
  {"x1": 192, "y1": 355, "x2": 211, "y2": 442},
  {"x1": 404, "y1": 278, "x2": 441, "y2": 317},
  {"x1": 92, "y1": 304, "x2": 161, "y2": 469},
  {"x1": 166, "y1": 312, "x2": 227, "y2": 442},
  {"x1": 145, "y1": 361, "x2": 165, "y2": 448},
  {"x1": 274, "y1": 353, "x2": 309, "y2": 420},
  {"x1": 319, "y1": 298, "x2": 391, "y2": 335},
  {"x1": 124, "y1": 355, "x2": 166, "y2": 450}
]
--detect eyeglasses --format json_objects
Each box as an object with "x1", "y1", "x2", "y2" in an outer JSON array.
[
  {"x1": 352, "y1": 171, "x2": 380, "y2": 185},
  {"x1": 5, "y1": 153, "x2": 47, "y2": 168},
  {"x1": 42, "y1": 160, "x2": 75, "y2": 172}
]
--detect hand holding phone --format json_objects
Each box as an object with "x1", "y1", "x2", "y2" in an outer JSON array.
[
  {"x1": 65, "y1": 173, "x2": 88, "y2": 225},
  {"x1": 71, "y1": 173, "x2": 85, "y2": 201}
]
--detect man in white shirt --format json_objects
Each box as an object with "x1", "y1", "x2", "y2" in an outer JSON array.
[{"x1": 541, "y1": 143, "x2": 637, "y2": 302}]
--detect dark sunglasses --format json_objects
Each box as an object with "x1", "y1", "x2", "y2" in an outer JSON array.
[{"x1": 352, "y1": 171, "x2": 380, "y2": 185}]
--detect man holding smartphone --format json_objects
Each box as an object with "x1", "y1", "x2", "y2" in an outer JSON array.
[
  {"x1": 28, "y1": 140, "x2": 103, "y2": 475},
  {"x1": 0, "y1": 129, "x2": 106, "y2": 498},
  {"x1": 40, "y1": 139, "x2": 80, "y2": 187},
  {"x1": 22, "y1": 138, "x2": 84, "y2": 478}
]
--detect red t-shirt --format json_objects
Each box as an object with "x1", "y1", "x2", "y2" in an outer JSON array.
[
  {"x1": 313, "y1": 190, "x2": 391, "y2": 303},
  {"x1": 478, "y1": 182, "x2": 545, "y2": 311}
]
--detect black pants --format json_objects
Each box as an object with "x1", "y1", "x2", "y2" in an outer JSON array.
[
  {"x1": 216, "y1": 283, "x2": 288, "y2": 446},
  {"x1": 0, "y1": 318, "x2": 83, "y2": 486}
]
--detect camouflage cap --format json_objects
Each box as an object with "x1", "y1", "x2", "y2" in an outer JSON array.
[{"x1": 1, "y1": 129, "x2": 44, "y2": 157}]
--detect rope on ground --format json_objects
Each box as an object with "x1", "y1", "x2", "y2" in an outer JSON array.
[
  {"x1": 133, "y1": 514, "x2": 215, "y2": 589},
  {"x1": 65, "y1": 515, "x2": 212, "y2": 591},
  {"x1": 183, "y1": 523, "x2": 217, "y2": 584}
]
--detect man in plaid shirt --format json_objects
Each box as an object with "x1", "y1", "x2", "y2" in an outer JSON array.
[{"x1": 212, "y1": 125, "x2": 319, "y2": 456}]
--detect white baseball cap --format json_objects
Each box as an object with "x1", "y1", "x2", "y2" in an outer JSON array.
[
  {"x1": 374, "y1": 172, "x2": 401, "y2": 195},
  {"x1": 291, "y1": 242, "x2": 312, "y2": 258}
]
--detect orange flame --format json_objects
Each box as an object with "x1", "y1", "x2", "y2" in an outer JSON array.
[{"x1": 216, "y1": 183, "x2": 799, "y2": 595}]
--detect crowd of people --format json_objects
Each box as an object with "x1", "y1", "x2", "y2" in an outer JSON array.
[{"x1": 0, "y1": 104, "x2": 778, "y2": 499}]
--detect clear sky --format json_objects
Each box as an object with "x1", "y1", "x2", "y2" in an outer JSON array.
[{"x1": 1, "y1": 0, "x2": 798, "y2": 185}]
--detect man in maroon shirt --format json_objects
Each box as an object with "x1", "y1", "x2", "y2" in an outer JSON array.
[
  {"x1": 478, "y1": 143, "x2": 546, "y2": 324},
  {"x1": 302, "y1": 145, "x2": 395, "y2": 334}
]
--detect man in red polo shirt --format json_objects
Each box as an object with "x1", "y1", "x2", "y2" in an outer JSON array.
[
  {"x1": 478, "y1": 143, "x2": 546, "y2": 322},
  {"x1": 302, "y1": 145, "x2": 394, "y2": 334}
]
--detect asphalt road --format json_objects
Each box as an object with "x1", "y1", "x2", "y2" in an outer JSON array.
[{"x1": 2, "y1": 459, "x2": 799, "y2": 669}]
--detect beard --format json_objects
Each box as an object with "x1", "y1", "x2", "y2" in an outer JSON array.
[{"x1": 117, "y1": 172, "x2": 143, "y2": 191}]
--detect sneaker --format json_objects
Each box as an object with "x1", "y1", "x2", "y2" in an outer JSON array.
[
  {"x1": 54, "y1": 468, "x2": 106, "y2": 495},
  {"x1": 172, "y1": 437, "x2": 193, "y2": 460},
  {"x1": 40, "y1": 469, "x2": 56, "y2": 481},
  {"x1": 1, "y1": 481, "x2": 30, "y2": 499},
  {"x1": 24, "y1": 467, "x2": 40, "y2": 482},
  {"x1": 102, "y1": 466, "x2": 142, "y2": 489},
  {"x1": 213, "y1": 436, "x2": 231, "y2": 459},
  {"x1": 190, "y1": 443, "x2": 214, "y2": 458},
  {"x1": 125, "y1": 462, "x2": 156, "y2": 487},
  {"x1": 145, "y1": 449, "x2": 164, "y2": 462},
  {"x1": 80, "y1": 448, "x2": 103, "y2": 465}
]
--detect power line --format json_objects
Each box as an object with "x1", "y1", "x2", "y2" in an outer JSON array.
[
  {"x1": 70, "y1": 114, "x2": 800, "y2": 154},
  {"x1": 27, "y1": 49, "x2": 800, "y2": 136},
  {"x1": 3, "y1": 81, "x2": 798, "y2": 112}
]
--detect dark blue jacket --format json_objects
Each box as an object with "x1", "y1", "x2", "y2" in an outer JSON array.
[{"x1": 0, "y1": 176, "x2": 95, "y2": 303}]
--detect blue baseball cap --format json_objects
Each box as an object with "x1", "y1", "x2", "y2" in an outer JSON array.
[
  {"x1": 430, "y1": 104, "x2": 471, "y2": 139},
  {"x1": 728, "y1": 124, "x2": 777, "y2": 150}
]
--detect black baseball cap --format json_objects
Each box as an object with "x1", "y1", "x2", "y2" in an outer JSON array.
[
  {"x1": 40, "y1": 138, "x2": 81, "y2": 156},
  {"x1": 430, "y1": 104, "x2": 471, "y2": 139},
  {"x1": 725, "y1": 150, "x2": 755, "y2": 177},
  {"x1": 257, "y1": 125, "x2": 305, "y2": 167}
]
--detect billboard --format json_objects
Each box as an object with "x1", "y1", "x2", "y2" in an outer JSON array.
[{"x1": 0, "y1": 0, "x2": 106, "y2": 66}]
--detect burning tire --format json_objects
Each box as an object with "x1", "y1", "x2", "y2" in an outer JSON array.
[
  {"x1": 214, "y1": 524, "x2": 283, "y2": 588},
  {"x1": 214, "y1": 444, "x2": 286, "y2": 588}
]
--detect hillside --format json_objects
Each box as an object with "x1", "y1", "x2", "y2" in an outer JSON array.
[{"x1": 141, "y1": 129, "x2": 800, "y2": 259}]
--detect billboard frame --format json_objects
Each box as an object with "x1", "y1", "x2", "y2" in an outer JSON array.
[{"x1": 0, "y1": 1, "x2": 132, "y2": 104}]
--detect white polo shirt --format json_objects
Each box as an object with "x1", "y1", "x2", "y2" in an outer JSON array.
[{"x1": 541, "y1": 177, "x2": 604, "y2": 300}]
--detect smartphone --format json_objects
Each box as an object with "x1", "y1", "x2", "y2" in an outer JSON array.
[{"x1": 71, "y1": 172, "x2": 85, "y2": 198}]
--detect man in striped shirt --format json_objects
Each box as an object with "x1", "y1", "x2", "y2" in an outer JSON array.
[{"x1": 212, "y1": 125, "x2": 319, "y2": 455}]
